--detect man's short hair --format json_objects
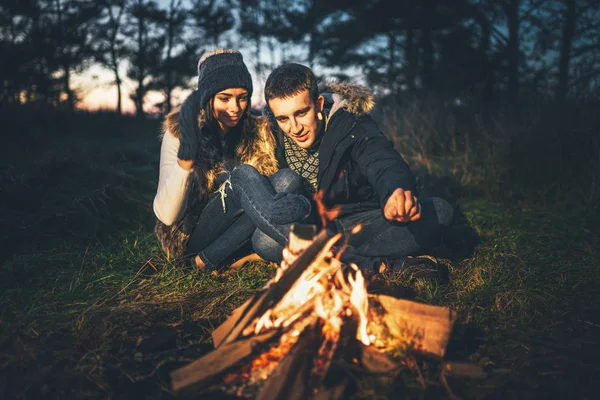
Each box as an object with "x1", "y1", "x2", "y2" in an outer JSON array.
[{"x1": 264, "y1": 63, "x2": 319, "y2": 103}]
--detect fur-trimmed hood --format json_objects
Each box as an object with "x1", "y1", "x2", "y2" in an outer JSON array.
[{"x1": 318, "y1": 81, "x2": 375, "y2": 120}]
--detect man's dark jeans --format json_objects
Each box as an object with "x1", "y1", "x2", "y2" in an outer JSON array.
[
  {"x1": 233, "y1": 166, "x2": 455, "y2": 270},
  {"x1": 333, "y1": 199, "x2": 454, "y2": 269},
  {"x1": 186, "y1": 167, "x2": 310, "y2": 269}
]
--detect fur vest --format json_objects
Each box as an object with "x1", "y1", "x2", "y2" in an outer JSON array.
[{"x1": 154, "y1": 109, "x2": 279, "y2": 260}]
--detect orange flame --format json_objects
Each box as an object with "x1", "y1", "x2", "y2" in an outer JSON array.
[{"x1": 313, "y1": 190, "x2": 341, "y2": 230}]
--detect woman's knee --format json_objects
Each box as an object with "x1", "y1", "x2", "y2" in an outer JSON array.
[
  {"x1": 231, "y1": 164, "x2": 259, "y2": 182},
  {"x1": 252, "y1": 229, "x2": 283, "y2": 263},
  {"x1": 270, "y1": 168, "x2": 303, "y2": 194}
]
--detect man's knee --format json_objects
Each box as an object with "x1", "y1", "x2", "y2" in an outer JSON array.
[
  {"x1": 431, "y1": 198, "x2": 454, "y2": 226},
  {"x1": 270, "y1": 168, "x2": 303, "y2": 194}
]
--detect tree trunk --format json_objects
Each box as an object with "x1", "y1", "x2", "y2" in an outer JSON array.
[
  {"x1": 505, "y1": 0, "x2": 520, "y2": 104},
  {"x1": 63, "y1": 64, "x2": 74, "y2": 111},
  {"x1": 111, "y1": 49, "x2": 122, "y2": 115},
  {"x1": 115, "y1": 72, "x2": 123, "y2": 115},
  {"x1": 165, "y1": 85, "x2": 173, "y2": 114},
  {"x1": 472, "y1": 5, "x2": 493, "y2": 103},
  {"x1": 557, "y1": 0, "x2": 577, "y2": 101},
  {"x1": 136, "y1": 13, "x2": 146, "y2": 118},
  {"x1": 308, "y1": 33, "x2": 315, "y2": 70},
  {"x1": 387, "y1": 32, "x2": 397, "y2": 97},
  {"x1": 405, "y1": 26, "x2": 417, "y2": 92},
  {"x1": 419, "y1": 0, "x2": 434, "y2": 91},
  {"x1": 108, "y1": 2, "x2": 125, "y2": 115}
]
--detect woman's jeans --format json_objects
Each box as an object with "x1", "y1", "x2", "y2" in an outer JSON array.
[{"x1": 186, "y1": 167, "x2": 310, "y2": 269}]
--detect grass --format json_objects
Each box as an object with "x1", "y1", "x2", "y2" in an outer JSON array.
[{"x1": 1, "y1": 106, "x2": 599, "y2": 399}]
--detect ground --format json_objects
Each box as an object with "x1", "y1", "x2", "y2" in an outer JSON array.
[{"x1": 1, "y1": 111, "x2": 599, "y2": 399}]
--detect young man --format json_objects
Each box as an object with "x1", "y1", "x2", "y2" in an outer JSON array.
[{"x1": 230, "y1": 63, "x2": 454, "y2": 276}]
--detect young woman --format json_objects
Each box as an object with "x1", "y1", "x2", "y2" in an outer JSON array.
[{"x1": 153, "y1": 49, "x2": 310, "y2": 270}]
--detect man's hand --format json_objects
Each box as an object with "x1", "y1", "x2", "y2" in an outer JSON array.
[{"x1": 383, "y1": 188, "x2": 421, "y2": 223}]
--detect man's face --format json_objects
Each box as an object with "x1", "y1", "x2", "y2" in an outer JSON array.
[{"x1": 268, "y1": 89, "x2": 324, "y2": 149}]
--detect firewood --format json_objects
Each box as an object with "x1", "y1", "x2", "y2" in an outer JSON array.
[
  {"x1": 220, "y1": 229, "x2": 337, "y2": 345},
  {"x1": 212, "y1": 294, "x2": 263, "y2": 348},
  {"x1": 360, "y1": 344, "x2": 400, "y2": 375},
  {"x1": 313, "y1": 377, "x2": 349, "y2": 400},
  {"x1": 374, "y1": 294, "x2": 456, "y2": 358},
  {"x1": 170, "y1": 330, "x2": 277, "y2": 394},
  {"x1": 255, "y1": 322, "x2": 319, "y2": 400}
]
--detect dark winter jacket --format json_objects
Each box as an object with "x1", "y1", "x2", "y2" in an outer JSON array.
[{"x1": 268, "y1": 82, "x2": 417, "y2": 217}]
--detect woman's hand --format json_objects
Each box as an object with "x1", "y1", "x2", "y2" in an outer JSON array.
[{"x1": 177, "y1": 91, "x2": 202, "y2": 160}]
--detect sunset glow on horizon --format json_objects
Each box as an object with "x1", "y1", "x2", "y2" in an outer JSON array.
[
  {"x1": 74, "y1": 62, "x2": 268, "y2": 114},
  {"x1": 73, "y1": 65, "x2": 193, "y2": 114}
]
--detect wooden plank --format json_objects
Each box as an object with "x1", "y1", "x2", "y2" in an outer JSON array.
[
  {"x1": 170, "y1": 330, "x2": 277, "y2": 394},
  {"x1": 374, "y1": 294, "x2": 456, "y2": 358}
]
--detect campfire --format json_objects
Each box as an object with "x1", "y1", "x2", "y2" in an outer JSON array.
[{"x1": 170, "y1": 222, "x2": 456, "y2": 399}]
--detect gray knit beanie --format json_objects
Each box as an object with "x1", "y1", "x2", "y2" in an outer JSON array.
[{"x1": 196, "y1": 49, "x2": 253, "y2": 108}]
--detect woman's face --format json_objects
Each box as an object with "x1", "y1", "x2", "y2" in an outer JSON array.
[{"x1": 212, "y1": 88, "x2": 249, "y2": 134}]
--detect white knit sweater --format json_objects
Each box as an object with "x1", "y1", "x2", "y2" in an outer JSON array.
[{"x1": 153, "y1": 131, "x2": 193, "y2": 226}]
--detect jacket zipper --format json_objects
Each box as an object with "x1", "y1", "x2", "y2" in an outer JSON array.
[{"x1": 318, "y1": 120, "x2": 357, "y2": 190}]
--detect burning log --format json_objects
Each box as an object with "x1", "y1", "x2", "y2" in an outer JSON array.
[
  {"x1": 171, "y1": 222, "x2": 457, "y2": 398},
  {"x1": 171, "y1": 330, "x2": 277, "y2": 395}
]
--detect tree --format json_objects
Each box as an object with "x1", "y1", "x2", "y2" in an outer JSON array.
[
  {"x1": 93, "y1": 0, "x2": 128, "y2": 114},
  {"x1": 190, "y1": 0, "x2": 235, "y2": 49},
  {"x1": 557, "y1": 0, "x2": 600, "y2": 100},
  {"x1": 124, "y1": 0, "x2": 165, "y2": 117},
  {"x1": 0, "y1": 0, "x2": 40, "y2": 104},
  {"x1": 237, "y1": 0, "x2": 278, "y2": 80},
  {"x1": 152, "y1": 0, "x2": 197, "y2": 113},
  {"x1": 46, "y1": 0, "x2": 101, "y2": 111}
]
